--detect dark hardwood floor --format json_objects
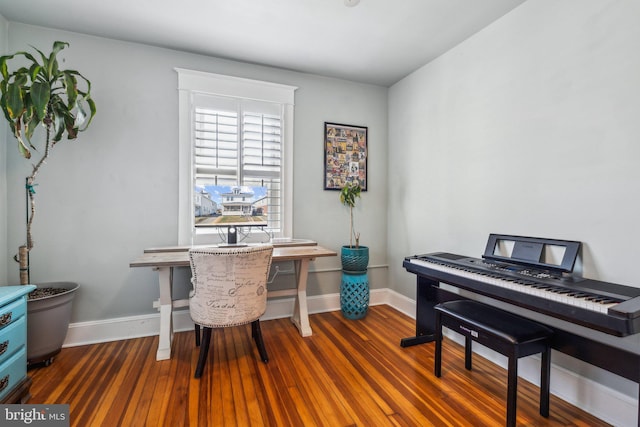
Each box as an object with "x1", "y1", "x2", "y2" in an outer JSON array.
[{"x1": 28, "y1": 305, "x2": 610, "y2": 426}]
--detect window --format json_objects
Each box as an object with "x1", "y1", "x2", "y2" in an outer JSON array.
[{"x1": 176, "y1": 69, "x2": 296, "y2": 245}]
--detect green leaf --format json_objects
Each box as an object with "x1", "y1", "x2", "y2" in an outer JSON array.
[
  {"x1": 0, "y1": 56, "x2": 8, "y2": 80},
  {"x1": 29, "y1": 64, "x2": 42, "y2": 82},
  {"x1": 31, "y1": 45, "x2": 50, "y2": 78},
  {"x1": 51, "y1": 109, "x2": 65, "y2": 143},
  {"x1": 47, "y1": 42, "x2": 69, "y2": 80},
  {"x1": 63, "y1": 72, "x2": 77, "y2": 107},
  {"x1": 83, "y1": 96, "x2": 96, "y2": 130},
  {"x1": 30, "y1": 81, "x2": 50, "y2": 121},
  {"x1": 23, "y1": 112, "x2": 40, "y2": 146},
  {"x1": 50, "y1": 56, "x2": 59, "y2": 80},
  {"x1": 14, "y1": 72, "x2": 28, "y2": 86},
  {"x1": 0, "y1": 93, "x2": 13, "y2": 122},
  {"x1": 6, "y1": 83, "x2": 24, "y2": 120},
  {"x1": 51, "y1": 41, "x2": 69, "y2": 57}
]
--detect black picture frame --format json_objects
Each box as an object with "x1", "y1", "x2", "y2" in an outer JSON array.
[{"x1": 323, "y1": 122, "x2": 368, "y2": 191}]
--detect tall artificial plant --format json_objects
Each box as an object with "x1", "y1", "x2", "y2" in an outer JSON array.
[
  {"x1": 339, "y1": 182, "x2": 362, "y2": 248},
  {"x1": 0, "y1": 41, "x2": 97, "y2": 284}
]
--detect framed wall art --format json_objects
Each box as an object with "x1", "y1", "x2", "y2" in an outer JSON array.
[{"x1": 324, "y1": 122, "x2": 368, "y2": 191}]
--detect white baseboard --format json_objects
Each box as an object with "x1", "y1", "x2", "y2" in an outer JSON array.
[{"x1": 63, "y1": 288, "x2": 637, "y2": 427}]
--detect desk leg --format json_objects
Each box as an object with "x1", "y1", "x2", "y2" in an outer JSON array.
[
  {"x1": 291, "y1": 258, "x2": 313, "y2": 337},
  {"x1": 156, "y1": 266, "x2": 174, "y2": 360}
]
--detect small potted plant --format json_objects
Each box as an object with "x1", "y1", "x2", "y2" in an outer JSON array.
[
  {"x1": 339, "y1": 181, "x2": 368, "y2": 271},
  {"x1": 0, "y1": 41, "x2": 97, "y2": 365},
  {"x1": 339, "y1": 181, "x2": 369, "y2": 319}
]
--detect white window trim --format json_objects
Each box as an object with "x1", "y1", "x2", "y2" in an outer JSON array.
[{"x1": 176, "y1": 68, "x2": 297, "y2": 245}]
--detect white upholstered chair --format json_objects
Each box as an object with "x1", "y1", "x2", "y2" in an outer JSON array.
[{"x1": 188, "y1": 244, "x2": 274, "y2": 378}]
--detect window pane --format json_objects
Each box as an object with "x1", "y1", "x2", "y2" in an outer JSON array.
[
  {"x1": 194, "y1": 107, "x2": 239, "y2": 176},
  {"x1": 192, "y1": 99, "x2": 284, "y2": 234},
  {"x1": 243, "y1": 176, "x2": 281, "y2": 231}
]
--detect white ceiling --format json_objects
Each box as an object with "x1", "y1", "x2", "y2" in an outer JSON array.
[{"x1": 0, "y1": 0, "x2": 525, "y2": 87}]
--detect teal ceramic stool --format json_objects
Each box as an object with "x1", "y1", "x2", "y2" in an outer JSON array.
[{"x1": 340, "y1": 270, "x2": 369, "y2": 319}]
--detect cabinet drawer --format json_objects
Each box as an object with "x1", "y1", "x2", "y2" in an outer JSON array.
[
  {"x1": 0, "y1": 316, "x2": 26, "y2": 366},
  {"x1": 0, "y1": 349, "x2": 26, "y2": 401},
  {"x1": 0, "y1": 298, "x2": 26, "y2": 330}
]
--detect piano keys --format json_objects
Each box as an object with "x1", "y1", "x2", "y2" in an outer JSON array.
[
  {"x1": 404, "y1": 252, "x2": 640, "y2": 336},
  {"x1": 408, "y1": 256, "x2": 619, "y2": 314}
]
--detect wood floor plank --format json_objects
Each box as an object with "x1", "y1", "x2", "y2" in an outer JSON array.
[
  {"x1": 119, "y1": 336, "x2": 161, "y2": 426},
  {"x1": 28, "y1": 305, "x2": 612, "y2": 426},
  {"x1": 269, "y1": 319, "x2": 353, "y2": 425},
  {"x1": 84, "y1": 338, "x2": 143, "y2": 425}
]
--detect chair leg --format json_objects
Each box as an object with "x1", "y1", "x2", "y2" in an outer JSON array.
[
  {"x1": 194, "y1": 327, "x2": 212, "y2": 378},
  {"x1": 194, "y1": 324, "x2": 201, "y2": 347},
  {"x1": 252, "y1": 320, "x2": 269, "y2": 363}
]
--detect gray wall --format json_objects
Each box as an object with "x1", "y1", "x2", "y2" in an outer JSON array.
[
  {"x1": 388, "y1": 0, "x2": 640, "y2": 400},
  {"x1": 3, "y1": 23, "x2": 388, "y2": 321}
]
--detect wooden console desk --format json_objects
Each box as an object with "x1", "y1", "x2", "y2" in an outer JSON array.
[{"x1": 130, "y1": 241, "x2": 336, "y2": 360}]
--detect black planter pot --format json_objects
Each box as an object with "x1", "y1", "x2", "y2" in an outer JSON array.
[{"x1": 27, "y1": 281, "x2": 79, "y2": 366}]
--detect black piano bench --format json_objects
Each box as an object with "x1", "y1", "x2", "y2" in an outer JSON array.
[{"x1": 434, "y1": 300, "x2": 553, "y2": 427}]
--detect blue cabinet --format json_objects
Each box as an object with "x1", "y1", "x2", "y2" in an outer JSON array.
[{"x1": 0, "y1": 285, "x2": 35, "y2": 403}]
